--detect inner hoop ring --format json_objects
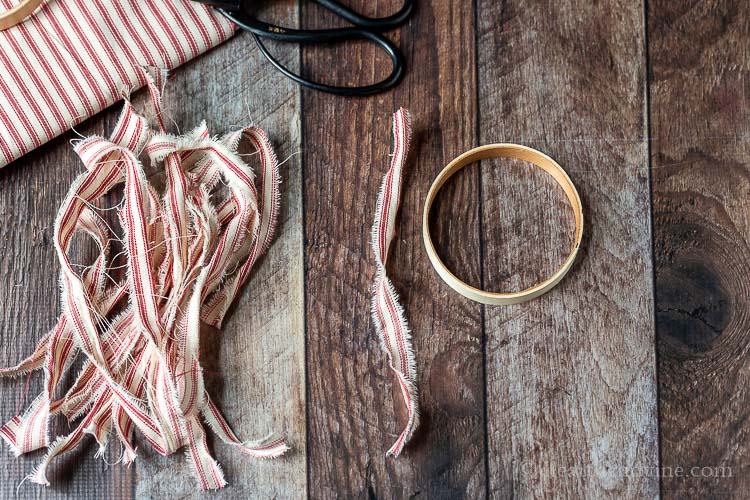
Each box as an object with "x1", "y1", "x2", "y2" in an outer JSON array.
[{"x1": 422, "y1": 144, "x2": 583, "y2": 305}]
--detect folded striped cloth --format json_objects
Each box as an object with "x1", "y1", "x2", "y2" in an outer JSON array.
[{"x1": 0, "y1": 0, "x2": 235, "y2": 168}]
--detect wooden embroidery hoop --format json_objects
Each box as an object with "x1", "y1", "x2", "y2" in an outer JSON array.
[
  {"x1": 423, "y1": 143, "x2": 583, "y2": 305},
  {"x1": 0, "y1": 0, "x2": 43, "y2": 30}
]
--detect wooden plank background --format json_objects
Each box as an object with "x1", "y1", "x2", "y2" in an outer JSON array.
[
  {"x1": 0, "y1": 0, "x2": 746, "y2": 498},
  {"x1": 650, "y1": 0, "x2": 750, "y2": 497},
  {"x1": 478, "y1": 0, "x2": 659, "y2": 497}
]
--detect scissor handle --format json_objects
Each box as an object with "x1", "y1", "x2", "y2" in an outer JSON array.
[
  {"x1": 219, "y1": 10, "x2": 408, "y2": 96},
  {"x1": 312, "y1": 0, "x2": 413, "y2": 31}
]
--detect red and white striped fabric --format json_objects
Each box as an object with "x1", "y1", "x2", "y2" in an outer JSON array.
[
  {"x1": 371, "y1": 108, "x2": 419, "y2": 457},
  {"x1": 0, "y1": 0, "x2": 235, "y2": 168},
  {"x1": 0, "y1": 68, "x2": 288, "y2": 490}
]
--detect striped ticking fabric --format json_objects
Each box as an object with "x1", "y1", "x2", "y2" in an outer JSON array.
[
  {"x1": 371, "y1": 108, "x2": 419, "y2": 456},
  {"x1": 0, "y1": 0, "x2": 235, "y2": 168}
]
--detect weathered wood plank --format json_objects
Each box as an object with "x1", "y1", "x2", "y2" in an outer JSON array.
[
  {"x1": 134, "y1": 3, "x2": 305, "y2": 498},
  {"x1": 477, "y1": 0, "x2": 659, "y2": 497},
  {"x1": 0, "y1": 105, "x2": 133, "y2": 499},
  {"x1": 302, "y1": 0, "x2": 484, "y2": 498},
  {"x1": 1, "y1": 3, "x2": 304, "y2": 497},
  {"x1": 649, "y1": 0, "x2": 750, "y2": 497}
]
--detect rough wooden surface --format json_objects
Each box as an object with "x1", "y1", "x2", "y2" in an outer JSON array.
[
  {"x1": 649, "y1": 1, "x2": 750, "y2": 497},
  {"x1": 2, "y1": 0, "x2": 747, "y2": 498},
  {"x1": 302, "y1": 0, "x2": 484, "y2": 498},
  {"x1": 477, "y1": 0, "x2": 660, "y2": 497}
]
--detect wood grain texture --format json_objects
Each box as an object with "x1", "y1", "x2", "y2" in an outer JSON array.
[
  {"x1": 477, "y1": 0, "x2": 660, "y2": 497},
  {"x1": 302, "y1": 0, "x2": 484, "y2": 498},
  {"x1": 0, "y1": 3, "x2": 304, "y2": 498},
  {"x1": 649, "y1": 0, "x2": 750, "y2": 497}
]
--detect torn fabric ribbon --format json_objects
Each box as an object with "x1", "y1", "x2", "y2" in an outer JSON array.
[
  {"x1": 371, "y1": 108, "x2": 419, "y2": 456},
  {"x1": 0, "y1": 69, "x2": 288, "y2": 490}
]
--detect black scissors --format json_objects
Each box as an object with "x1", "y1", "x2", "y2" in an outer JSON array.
[{"x1": 195, "y1": 0, "x2": 414, "y2": 97}]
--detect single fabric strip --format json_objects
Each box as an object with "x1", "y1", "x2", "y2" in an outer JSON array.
[{"x1": 370, "y1": 108, "x2": 419, "y2": 457}]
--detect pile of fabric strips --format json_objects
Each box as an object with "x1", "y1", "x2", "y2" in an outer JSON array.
[{"x1": 0, "y1": 68, "x2": 288, "y2": 490}]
